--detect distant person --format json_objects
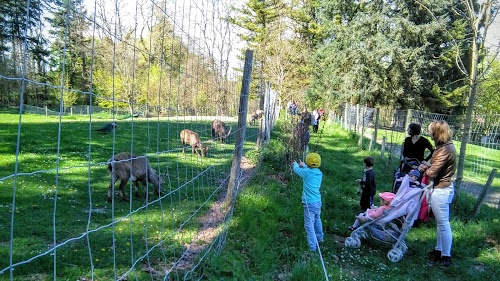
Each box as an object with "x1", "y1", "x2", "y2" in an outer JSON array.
[
  {"x1": 311, "y1": 109, "x2": 319, "y2": 133},
  {"x1": 297, "y1": 120, "x2": 310, "y2": 152},
  {"x1": 348, "y1": 192, "x2": 395, "y2": 231},
  {"x1": 292, "y1": 153, "x2": 324, "y2": 252},
  {"x1": 419, "y1": 120, "x2": 456, "y2": 267},
  {"x1": 301, "y1": 109, "x2": 311, "y2": 127},
  {"x1": 403, "y1": 123, "x2": 434, "y2": 162},
  {"x1": 356, "y1": 156, "x2": 376, "y2": 210}
]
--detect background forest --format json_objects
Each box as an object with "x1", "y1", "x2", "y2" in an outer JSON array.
[{"x1": 0, "y1": 0, "x2": 499, "y2": 115}]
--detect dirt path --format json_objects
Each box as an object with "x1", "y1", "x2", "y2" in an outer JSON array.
[{"x1": 170, "y1": 155, "x2": 259, "y2": 273}]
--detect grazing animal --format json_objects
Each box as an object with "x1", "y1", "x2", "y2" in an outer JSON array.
[
  {"x1": 250, "y1": 110, "x2": 264, "y2": 125},
  {"x1": 96, "y1": 122, "x2": 117, "y2": 132},
  {"x1": 107, "y1": 152, "x2": 163, "y2": 202},
  {"x1": 180, "y1": 129, "x2": 209, "y2": 157},
  {"x1": 211, "y1": 120, "x2": 233, "y2": 143}
]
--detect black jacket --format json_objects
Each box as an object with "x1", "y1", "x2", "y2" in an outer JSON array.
[{"x1": 360, "y1": 168, "x2": 376, "y2": 196}]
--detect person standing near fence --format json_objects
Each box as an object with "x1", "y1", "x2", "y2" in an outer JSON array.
[
  {"x1": 403, "y1": 123, "x2": 434, "y2": 162},
  {"x1": 419, "y1": 120, "x2": 456, "y2": 267},
  {"x1": 356, "y1": 156, "x2": 376, "y2": 210},
  {"x1": 292, "y1": 153, "x2": 324, "y2": 252},
  {"x1": 311, "y1": 109, "x2": 319, "y2": 133}
]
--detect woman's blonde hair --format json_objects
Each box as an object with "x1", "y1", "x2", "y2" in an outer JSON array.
[{"x1": 428, "y1": 120, "x2": 452, "y2": 143}]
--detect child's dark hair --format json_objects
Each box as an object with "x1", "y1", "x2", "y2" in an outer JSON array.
[{"x1": 364, "y1": 156, "x2": 375, "y2": 167}]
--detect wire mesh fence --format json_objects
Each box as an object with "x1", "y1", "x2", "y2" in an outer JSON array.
[
  {"x1": 0, "y1": 1, "x2": 278, "y2": 280},
  {"x1": 332, "y1": 103, "x2": 500, "y2": 209}
]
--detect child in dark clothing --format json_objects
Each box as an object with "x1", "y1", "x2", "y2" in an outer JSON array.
[{"x1": 356, "y1": 156, "x2": 376, "y2": 210}]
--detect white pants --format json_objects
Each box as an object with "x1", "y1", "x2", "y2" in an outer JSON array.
[{"x1": 430, "y1": 185, "x2": 454, "y2": 257}]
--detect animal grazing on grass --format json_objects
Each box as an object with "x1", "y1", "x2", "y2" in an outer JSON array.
[
  {"x1": 211, "y1": 119, "x2": 232, "y2": 143},
  {"x1": 96, "y1": 122, "x2": 117, "y2": 133},
  {"x1": 250, "y1": 110, "x2": 264, "y2": 125},
  {"x1": 180, "y1": 129, "x2": 209, "y2": 157},
  {"x1": 107, "y1": 152, "x2": 163, "y2": 202}
]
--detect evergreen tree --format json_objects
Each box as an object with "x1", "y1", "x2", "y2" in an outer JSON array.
[
  {"x1": 48, "y1": 0, "x2": 90, "y2": 106},
  {"x1": 309, "y1": 0, "x2": 470, "y2": 110}
]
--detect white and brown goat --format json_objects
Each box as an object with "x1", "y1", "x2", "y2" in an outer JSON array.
[
  {"x1": 211, "y1": 120, "x2": 232, "y2": 143},
  {"x1": 107, "y1": 152, "x2": 163, "y2": 202},
  {"x1": 180, "y1": 129, "x2": 209, "y2": 157}
]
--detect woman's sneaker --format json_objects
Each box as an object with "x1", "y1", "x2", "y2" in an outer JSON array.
[
  {"x1": 427, "y1": 249, "x2": 442, "y2": 265},
  {"x1": 439, "y1": 256, "x2": 451, "y2": 267}
]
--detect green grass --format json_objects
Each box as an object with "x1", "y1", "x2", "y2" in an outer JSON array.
[
  {"x1": 0, "y1": 110, "x2": 259, "y2": 280},
  {"x1": 198, "y1": 119, "x2": 500, "y2": 280}
]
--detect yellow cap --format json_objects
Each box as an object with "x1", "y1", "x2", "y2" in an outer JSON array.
[{"x1": 306, "y1": 153, "x2": 321, "y2": 168}]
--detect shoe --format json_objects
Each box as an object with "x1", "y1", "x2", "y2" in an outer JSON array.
[
  {"x1": 427, "y1": 249, "x2": 442, "y2": 265},
  {"x1": 428, "y1": 249, "x2": 441, "y2": 261},
  {"x1": 347, "y1": 226, "x2": 357, "y2": 231},
  {"x1": 439, "y1": 256, "x2": 451, "y2": 267}
]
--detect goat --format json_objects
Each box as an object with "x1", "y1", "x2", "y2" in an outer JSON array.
[
  {"x1": 250, "y1": 110, "x2": 264, "y2": 126},
  {"x1": 107, "y1": 152, "x2": 163, "y2": 202},
  {"x1": 211, "y1": 120, "x2": 232, "y2": 143},
  {"x1": 180, "y1": 129, "x2": 209, "y2": 157}
]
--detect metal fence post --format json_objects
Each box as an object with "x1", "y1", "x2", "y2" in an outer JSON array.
[
  {"x1": 226, "y1": 50, "x2": 253, "y2": 207},
  {"x1": 472, "y1": 169, "x2": 497, "y2": 218},
  {"x1": 381, "y1": 136, "x2": 386, "y2": 159}
]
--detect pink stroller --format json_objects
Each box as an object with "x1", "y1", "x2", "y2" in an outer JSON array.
[{"x1": 345, "y1": 175, "x2": 432, "y2": 262}]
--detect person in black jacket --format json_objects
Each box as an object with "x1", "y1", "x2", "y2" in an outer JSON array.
[
  {"x1": 403, "y1": 123, "x2": 434, "y2": 162},
  {"x1": 356, "y1": 156, "x2": 376, "y2": 210}
]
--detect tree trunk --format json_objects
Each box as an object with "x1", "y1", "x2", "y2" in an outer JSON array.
[{"x1": 456, "y1": 1, "x2": 493, "y2": 191}]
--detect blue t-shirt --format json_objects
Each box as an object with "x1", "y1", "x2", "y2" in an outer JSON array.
[{"x1": 293, "y1": 163, "x2": 322, "y2": 203}]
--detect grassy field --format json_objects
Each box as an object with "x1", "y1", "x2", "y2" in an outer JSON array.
[
  {"x1": 0, "y1": 110, "x2": 259, "y2": 280},
  {"x1": 199, "y1": 119, "x2": 500, "y2": 280}
]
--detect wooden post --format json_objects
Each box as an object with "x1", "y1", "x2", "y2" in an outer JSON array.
[
  {"x1": 70, "y1": 107, "x2": 73, "y2": 116},
  {"x1": 344, "y1": 103, "x2": 348, "y2": 131},
  {"x1": 355, "y1": 104, "x2": 359, "y2": 133},
  {"x1": 374, "y1": 108, "x2": 379, "y2": 143},
  {"x1": 87, "y1": 105, "x2": 90, "y2": 115},
  {"x1": 226, "y1": 50, "x2": 253, "y2": 207},
  {"x1": 45, "y1": 105, "x2": 48, "y2": 116},
  {"x1": 381, "y1": 136, "x2": 386, "y2": 159},
  {"x1": 405, "y1": 109, "x2": 413, "y2": 131},
  {"x1": 472, "y1": 169, "x2": 497, "y2": 218}
]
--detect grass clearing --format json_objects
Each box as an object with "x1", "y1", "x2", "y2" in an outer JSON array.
[
  {"x1": 201, "y1": 119, "x2": 500, "y2": 280},
  {"x1": 0, "y1": 111, "x2": 258, "y2": 280}
]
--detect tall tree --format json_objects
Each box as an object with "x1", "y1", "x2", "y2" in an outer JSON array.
[
  {"x1": 309, "y1": 0, "x2": 470, "y2": 110},
  {"x1": 48, "y1": 0, "x2": 90, "y2": 107},
  {"x1": 454, "y1": 0, "x2": 499, "y2": 191}
]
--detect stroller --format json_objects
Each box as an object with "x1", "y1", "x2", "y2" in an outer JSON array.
[
  {"x1": 392, "y1": 158, "x2": 422, "y2": 193},
  {"x1": 345, "y1": 175, "x2": 432, "y2": 262}
]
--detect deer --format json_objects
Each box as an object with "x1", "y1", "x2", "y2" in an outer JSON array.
[
  {"x1": 180, "y1": 129, "x2": 209, "y2": 157},
  {"x1": 107, "y1": 152, "x2": 163, "y2": 202},
  {"x1": 211, "y1": 120, "x2": 232, "y2": 143}
]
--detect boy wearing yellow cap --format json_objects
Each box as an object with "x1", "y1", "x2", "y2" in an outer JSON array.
[{"x1": 293, "y1": 152, "x2": 324, "y2": 252}]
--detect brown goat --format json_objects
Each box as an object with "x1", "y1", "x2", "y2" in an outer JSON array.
[
  {"x1": 180, "y1": 129, "x2": 209, "y2": 157},
  {"x1": 107, "y1": 152, "x2": 163, "y2": 202},
  {"x1": 250, "y1": 110, "x2": 264, "y2": 125},
  {"x1": 211, "y1": 120, "x2": 232, "y2": 143}
]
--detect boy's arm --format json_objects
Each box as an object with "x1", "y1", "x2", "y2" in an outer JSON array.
[{"x1": 293, "y1": 162, "x2": 307, "y2": 178}]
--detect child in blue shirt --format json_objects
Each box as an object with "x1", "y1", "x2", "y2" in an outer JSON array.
[{"x1": 293, "y1": 153, "x2": 324, "y2": 251}]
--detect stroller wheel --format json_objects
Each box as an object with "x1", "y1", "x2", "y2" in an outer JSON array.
[
  {"x1": 387, "y1": 249, "x2": 403, "y2": 262},
  {"x1": 357, "y1": 230, "x2": 368, "y2": 239},
  {"x1": 394, "y1": 243, "x2": 408, "y2": 254},
  {"x1": 345, "y1": 237, "x2": 361, "y2": 249}
]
